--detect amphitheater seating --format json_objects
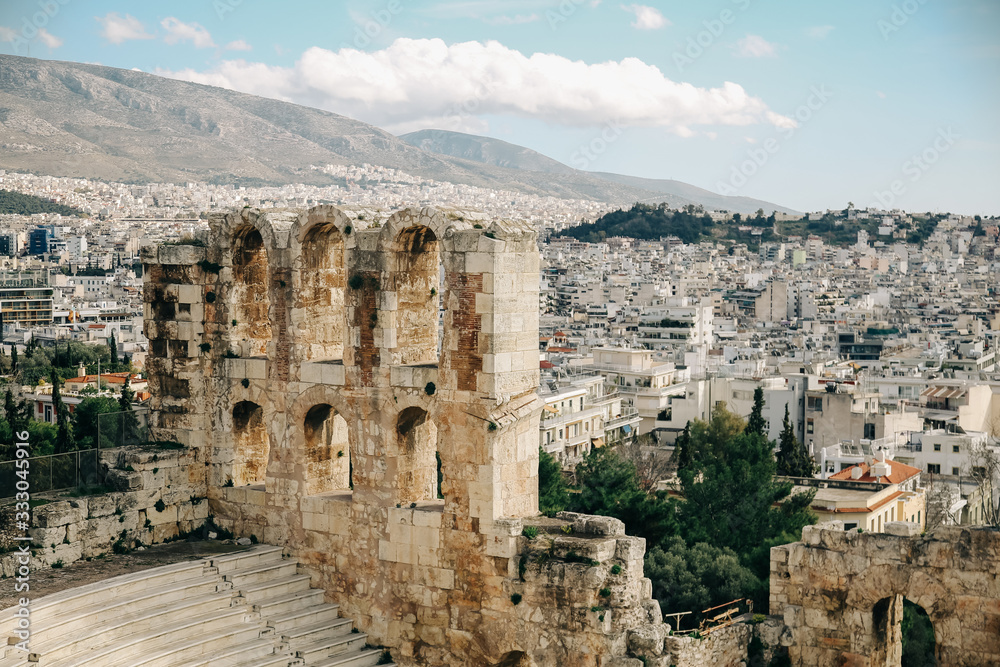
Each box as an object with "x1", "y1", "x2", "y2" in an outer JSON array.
[{"x1": 0, "y1": 545, "x2": 393, "y2": 667}]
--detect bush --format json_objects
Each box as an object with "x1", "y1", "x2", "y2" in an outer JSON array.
[
  {"x1": 424, "y1": 382, "x2": 436, "y2": 396},
  {"x1": 521, "y1": 526, "x2": 538, "y2": 540}
]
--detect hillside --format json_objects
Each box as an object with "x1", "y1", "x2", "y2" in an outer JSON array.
[
  {"x1": 0, "y1": 55, "x2": 670, "y2": 205},
  {"x1": 560, "y1": 203, "x2": 717, "y2": 244},
  {"x1": 399, "y1": 129, "x2": 798, "y2": 215},
  {"x1": 0, "y1": 189, "x2": 81, "y2": 216}
]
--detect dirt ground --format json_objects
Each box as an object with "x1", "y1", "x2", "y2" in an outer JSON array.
[{"x1": 0, "y1": 540, "x2": 248, "y2": 612}]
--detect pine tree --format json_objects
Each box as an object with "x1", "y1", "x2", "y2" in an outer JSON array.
[
  {"x1": 746, "y1": 387, "x2": 767, "y2": 437},
  {"x1": 776, "y1": 404, "x2": 816, "y2": 478},
  {"x1": 108, "y1": 332, "x2": 118, "y2": 367},
  {"x1": 674, "y1": 421, "x2": 693, "y2": 472},
  {"x1": 117, "y1": 373, "x2": 140, "y2": 445},
  {"x1": 51, "y1": 370, "x2": 73, "y2": 453},
  {"x1": 11, "y1": 344, "x2": 18, "y2": 373}
]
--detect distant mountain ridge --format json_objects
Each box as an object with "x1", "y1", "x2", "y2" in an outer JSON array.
[
  {"x1": 0, "y1": 54, "x2": 796, "y2": 214},
  {"x1": 400, "y1": 129, "x2": 798, "y2": 215}
]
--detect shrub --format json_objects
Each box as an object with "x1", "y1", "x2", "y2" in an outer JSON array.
[
  {"x1": 241, "y1": 378, "x2": 250, "y2": 388},
  {"x1": 224, "y1": 478, "x2": 235, "y2": 487},
  {"x1": 521, "y1": 526, "x2": 538, "y2": 540},
  {"x1": 154, "y1": 499, "x2": 166, "y2": 513},
  {"x1": 488, "y1": 421, "x2": 498, "y2": 432},
  {"x1": 51, "y1": 560, "x2": 64, "y2": 569},
  {"x1": 199, "y1": 342, "x2": 211, "y2": 353},
  {"x1": 223, "y1": 349, "x2": 240, "y2": 358},
  {"x1": 610, "y1": 564, "x2": 622, "y2": 575},
  {"x1": 599, "y1": 587, "x2": 611, "y2": 598},
  {"x1": 424, "y1": 382, "x2": 436, "y2": 396}
]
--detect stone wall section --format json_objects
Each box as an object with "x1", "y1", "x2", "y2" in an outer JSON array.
[
  {"x1": 2, "y1": 447, "x2": 207, "y2": 577},
  {"x1": 771, "y1": 521, "x2": 1000, "y2": 666}
]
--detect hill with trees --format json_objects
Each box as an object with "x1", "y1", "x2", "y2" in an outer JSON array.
[
  {"x1": 0, "y1": 189, "x2": 82, "y2": 216},
  {"x1": 560, "y1": 203, "x2": 717, "y2": 244}
]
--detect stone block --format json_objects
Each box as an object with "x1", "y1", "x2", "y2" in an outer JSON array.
[
  {"x1": 884, "y1": 521, "x2": 921, "y2": 537},
  {"x1": 33, "y1": 500, "x2": 87, "y2": 528}
]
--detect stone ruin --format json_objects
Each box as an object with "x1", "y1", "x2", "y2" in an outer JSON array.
[
  {"x1": 771, "y1": 521, "x2": 1000, "y2": 666},
  {"x1": 140, "y1": 205, "x2": 668, "y2": 666},
  {"x1": 138, "y1": 204, "x2": 1000, "y2": 667}
]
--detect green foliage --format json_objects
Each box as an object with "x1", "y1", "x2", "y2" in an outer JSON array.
[
  {"x1": 154, "y1": 499, "x2": 166, "y2": 513},
  {"x1": 510, "y1": 593, "x2": 522, "y2": 605},
  {"x1": 776, "y1": 404, "x2": 817, "y2": 478},
  {"x1": 645, "y1": 536, "x2": 758, "y2": 621},
  {"x1": 562, "y1": 203, "x2": 714, "y2": 245},
  {"x1": 198, "y1": 343, "x2": 212, "y2": 353},
  {"x1": 424, "y1": 382, "x2": 436, "y2": 396},
  {"x1": 746, "y1": 387, "x2": 767, "y2": 437},
  {"x1": 610, "y1": 564, "x2": 622, "y2": 575},
  {"x1": 521, "y1": 526, "x2": 538, "y2": 540},
  {"x1": 599, "y1": 587, "x2": 611, "y2": 598},
  {"x1": 241, "y1": 378, "x2": 250, "y2": 388},
  {"x1": 901, "y1": 599, "x2": 936, "y2": 666},
  {"x1": 0, "y1": 190, "x2": 82, "y2": 216},
  {"x1": 538, "y1": 447, "x2": 569, "y2": 516},
  {"x1": 348, "y1": 274, "x2": 365, "y2": 290}
]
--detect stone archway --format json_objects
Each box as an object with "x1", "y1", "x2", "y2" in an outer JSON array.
[
  {"x1": 303, "y1": 403, "x2": 351, "y2": 495},
  {"x1": 232, "y1": 400, "x2": 268, "y2": 486},
  {"x1": 232, "y1": 225, "x2": 271, "y2": 357}
]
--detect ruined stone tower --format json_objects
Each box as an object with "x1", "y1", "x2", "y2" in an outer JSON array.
[{"x1": 142, "y1": 205, "x2": 661, "y2": 666}]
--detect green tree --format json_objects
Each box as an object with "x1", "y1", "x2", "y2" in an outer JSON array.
[
  {"x1": 70, "y1": 396, "x2": 120, "y2": 451},
  {"x1": 673, "y1": 422, "x2": 693, "y2": 473},
  {"x1": 572, "y1": 446, "x2": 678, "y2": 545},
  {"x1": 538, "y1": 447, "x2": 569, "y2": 516},
  {"x1": 775, "y1": 404, "x2": 816, "y2": 478},
  {"x1": 645, "y1": 536, "x2": 757, "y2": 620},
  {"x1": 108, "y1": 332, "x2": 118, "y2": 366},
  {"x1": 50, "y1": 371, "x2": 74, "y2": 453},
  {"x1": 10, "y1": 345, "x2": 17, "y2": 373},
  {"x1": 746, "y1": 387, "x2": 767, "y2": 437}
]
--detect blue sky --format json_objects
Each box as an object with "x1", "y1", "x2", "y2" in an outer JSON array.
[{"x1": 1, "y1": 0, "x2": 997, "y2": 214}]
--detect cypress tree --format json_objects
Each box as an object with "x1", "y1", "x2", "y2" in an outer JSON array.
[{"x1": 746, "y1": 387, "x2": 767, "y2": 437}]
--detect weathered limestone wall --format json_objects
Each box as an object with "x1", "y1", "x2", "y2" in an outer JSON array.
[
  {"x1": 1, "y1": 447, "x2": 207, "y2": 576},
  {"x1": 771, "y1": 521, "x2": 1000, "y2": 666}
]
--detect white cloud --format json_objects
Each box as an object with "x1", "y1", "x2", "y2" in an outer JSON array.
[
  {"x1": 621, "y1": 4, "x2": 668, "y2": 30},
  {"x1": 807, "y1": 25, "x2": 835, "y2": 39},
  {"x1": 161, "y1": 17, "x2": 215, "y2": 49},
  {"x1": 37, "y1": 28, "x2": 63, "y2": 49},
  {"x1": 96, "y1": 13, "x2": 154, "y2": 45},
  {"x1": 225, "y1": 39, "x2": 252, "y2": 51},
  {"x1": 876, "y1": 91, "x2": 886, "y2": 99},
  {"x1": 0, "y1": 26, "x2": 17, "y2": 43},
  {"x1": 159, "y1": 38, "x2": 794, "y2": 134},
  {"x1": 735, "y1": 34, "x2": 778, "y2": 58}
]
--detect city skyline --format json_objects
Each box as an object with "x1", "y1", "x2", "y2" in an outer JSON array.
[{"x1": 0, "y1": 0, "x2": 998, "y2": 215}]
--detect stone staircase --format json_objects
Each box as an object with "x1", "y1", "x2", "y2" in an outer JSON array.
[{"x1": 0, "y1": 546, "x2": 393, "y2": 667}]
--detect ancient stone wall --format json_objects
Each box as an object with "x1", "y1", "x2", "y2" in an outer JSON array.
[
  {"x1": 1, "y1": 446, "x2": 206, "y2": 577},
  {"x1": 142, "y1": 205, "x2": 672, "y2": 666},
  {"x1": 770, "y1": 521, "x2": 1000, "y2": 666}
]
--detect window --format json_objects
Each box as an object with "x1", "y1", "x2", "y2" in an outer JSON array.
[
  {"x1": 864, "y1": 423, "x2": 875, "y2": 440},
  {"x1": 807, "y1": 396, "x2": 823, "y2": 412},
  {"x1": 806, "y1": 419, "x2": 814, "y2": 434},
  {"x1": 952, "y1": 467, "x2": 960, "y2": 476},
  {"x1": 934, "y1": 443, "x2": 941, "y2": 452},
  {"x1": 927, "y1": 464, "x2": 940, "y2": 474},
  {"x1": 952, "y1": 445, "x2": 960, "y2": 453},
  {"x1": 843, "y1": 523, "x2": 857, "y2": 531}
]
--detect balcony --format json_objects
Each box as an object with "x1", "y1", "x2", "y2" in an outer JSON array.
[
  {"x1": 605, "y1": 408, "x2": 641, "y2": 429},
  {"x1": 540, "y1": 405, "x2": 603, "y2": 429}
]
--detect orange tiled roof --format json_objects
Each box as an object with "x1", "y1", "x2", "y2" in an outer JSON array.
[{"x1": 829, "y1": 459, "x2": 921, "y2": 485}]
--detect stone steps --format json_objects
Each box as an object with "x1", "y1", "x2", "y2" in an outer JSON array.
[{"x1": 0, "y1": 545, "x2": 395, "y2": 667}]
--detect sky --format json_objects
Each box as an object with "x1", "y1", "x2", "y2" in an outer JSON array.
[{"x1": 1, "y1": 0, "x2": 998, "y2": 214}]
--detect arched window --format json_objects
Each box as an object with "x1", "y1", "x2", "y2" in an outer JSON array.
[
  {"x1": 391, "y1": 226, "x2": 440, "y2": 366},
  {"x1": 396, "y1": 407, "x2": 440, "y2": 503},
  {"x1": 303, "y1": 404, "x2": 351, "y2": 495},
  {"x1": 232, "y1": 401, "x2": 268, "y2": 486},
  {"x1": 232, "y1": 226, "x2": 271, "y2": 357},
  {"x1": 299, "y1": 224, "x2": 346, "y2": 361}
]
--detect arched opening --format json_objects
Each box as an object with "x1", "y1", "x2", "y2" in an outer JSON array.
[
  {"x1": 303, "y1": 404, "x2": 351, "y2": 495},
  {"x1": 232, "y1": 401, "x2": 268, "y2": 487},
  {"x1": 396, "y1": 406, "x2": 440, "y2": 503},
  {"x1": 901, "y1": 599, "x2": 937, "y2": 666},
  {"x1": 872, "y1": 595, "x2": 938, "y2": 667},
  {"x1": 300, "y1": 223, "x2": 346, "y2": 361},
  {"x1": 232, "y1": 226, "x2": 271, "y2": 357},
  {"x1": 392, "y1": 226, "x2": 440, "y2": 366}
]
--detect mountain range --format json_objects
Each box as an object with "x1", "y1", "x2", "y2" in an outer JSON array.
[{"x1": 0, "y1": 54, "x2": 796, "y2": 214}]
